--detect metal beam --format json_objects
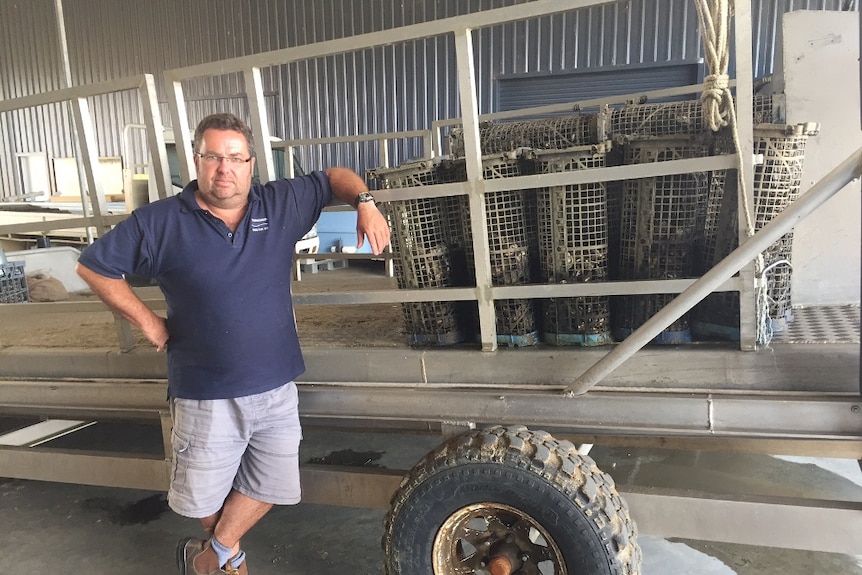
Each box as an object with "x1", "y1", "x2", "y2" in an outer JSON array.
[
  {"x1": 623, "y1": 487, "x2": 862, "y2": 556},
  {"x1": 138, "y1": 74, "x2": 172, "y2": 200},
  {"x1": 1, "y1": 342, "x2": 858, "y2": 393},
  {"x1": 300, "y1": 465, "x2": 405, "y2": 509},
  {"x1": 0, "y1": 214, "x2": 127, "y2": 236},
  {"x1": 0, "y1": 277, "x2": 743, "y2": 319},
  {"x1": 550, "y1": 434, "x2": 862, "y2": 459},
  {"x1": 454, "y1": 26, "x2": 496, "y2": 351},
  {"x1": 166, "y1": 79, "x2": 195, "y2": 185},
  {"x1": 70, "y1": 97, "x2": 108, "y2": 236},
  {"x1": 297, "y1": 387, "x2": 862, "y2": 441},
  {"x1": 244, "y1": 67, "x2": 275, "y2": 183},
  {"x1": 430, "y1": 80, "x2": 736, "y2": 131},
  {"x1": 1, "y1": 379, "x2": 859, "y2": 441},
  {"x1": 734, "y1": 0, "x2": 758, "y2": 350},
  {"x1": 0, "y1": 447, "x2": 170, "y2": 491},
  {"x1": 368, "y1": 155, "x2": 739, "y2": 204},
  {"x1": 0, "y1": 76, "x2": 150, "y2": 113}
]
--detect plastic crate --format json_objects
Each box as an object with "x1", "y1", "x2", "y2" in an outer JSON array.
[{"x1": 0, "y1": 261, "x2": 29, "y2": 303}]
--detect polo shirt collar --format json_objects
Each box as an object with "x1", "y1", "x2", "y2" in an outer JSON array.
[{"x1": 178, "y1": 182, "x2": 201, "y2": 213}]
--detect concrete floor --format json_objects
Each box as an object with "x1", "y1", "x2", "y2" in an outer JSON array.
[{"x1": 2, "y1": 425, "x2": 861, "y2": 574}]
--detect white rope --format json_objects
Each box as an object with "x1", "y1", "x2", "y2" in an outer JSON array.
[
  {"x1": 695, "y1": 0, "x2": 732, "y2": 132},
  {"x1": 694, "y1": 0, "x2": 771, "y2": 344},
  {"x1": 757, "y1": 259, "x2": 794, "y2": 345}
]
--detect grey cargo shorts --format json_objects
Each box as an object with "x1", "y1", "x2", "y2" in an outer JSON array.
[{"x1": 168, "y1": 382, "x2": 302, "y2": 518}]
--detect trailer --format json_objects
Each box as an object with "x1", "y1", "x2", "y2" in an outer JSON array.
[{"x1": 1, "y1": 1, "x2": 861, "y2": 573}]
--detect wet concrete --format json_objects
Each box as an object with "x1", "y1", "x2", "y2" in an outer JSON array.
[{"x1": 1, "y1": 427, "x2": 861, "y2": 574}]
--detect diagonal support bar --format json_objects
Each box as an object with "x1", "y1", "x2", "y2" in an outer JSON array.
[{"x1": 564, "y1": 146, "x2": 862, "y2": 397}]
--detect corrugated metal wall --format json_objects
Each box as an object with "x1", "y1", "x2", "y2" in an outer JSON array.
[{"x1": 0, "y1": 0, "x2": 853, "y2": 198}]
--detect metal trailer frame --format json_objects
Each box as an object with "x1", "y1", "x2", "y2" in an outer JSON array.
[{"x1": 1, "y1": 0, "x2": 861, "y2": 559}]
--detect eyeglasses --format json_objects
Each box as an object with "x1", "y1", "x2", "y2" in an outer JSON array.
[{"x1": 194, "y1": 152, "x2": 253, "y2": 165}]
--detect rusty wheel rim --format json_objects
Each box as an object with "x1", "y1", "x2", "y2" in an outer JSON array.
[{"x1": 432, "y1": 502, "x2": 567, "y2": 575}]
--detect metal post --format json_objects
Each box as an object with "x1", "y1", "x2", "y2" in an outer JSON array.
[
  {"x1": 733, "y1": 0, "x2": 757, "y2": 350},
  {"x1": 138, "y1": 75, "x2": 171, "y2": 200},
  {"x1": 430, "y1": 120, "x2": 444, "y2": 157},
  {"x1": 244, "y1": 67, "x2": 275, "y2": 183},
  {"x1": 378, "y1": 137, "x2": 390, "y2": 168},
  {"x1": 454, "y1": 27, "x2": 497, "y2": 351},
  {"x1": 70, "y1": 97, "x2": 108, "y2": 235},
  {"x1": 159, "y1": 410, "x2": 173, "y2": 463},
  {"x1": 287, "y1": 145, "x2": 296, "y2": 179},
  {"x1": 114, "y1": 313, "x2": 135, "y2": 352},
  {"x1": 54, "y1": 0, "x2": 94, "y2": 244},
  {"x1": 165, "y1": 77, "x2": 195, "y2": 185},
  {"x1": 53, "y1": 0, "x2": 72, "y2": 88},
  {"x1": 422, "y1": 132, "x2": 434, "y2": 159},
  {"x1": 564, "y1": 146, "x2": 862, "y2": 396}
]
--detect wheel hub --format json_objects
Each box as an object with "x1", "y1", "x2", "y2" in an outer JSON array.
[{"x1": 432, "y1": 502, "x2": 567, "y2": 575}]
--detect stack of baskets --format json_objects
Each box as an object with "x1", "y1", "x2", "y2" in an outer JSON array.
[
  {"x1": 368, "y1": 160, "x2": 466, "y2": 346},
  {"x1": 694, "y1": 122, "x2": 816, "y2": 338},
  {"x1": 374, "y1": 94, "x2": 808, "y2": 347}
]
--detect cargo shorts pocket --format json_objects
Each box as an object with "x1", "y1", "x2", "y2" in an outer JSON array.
[{"x1": 170, "y1": 428, "x2": 192, "y2": 489}]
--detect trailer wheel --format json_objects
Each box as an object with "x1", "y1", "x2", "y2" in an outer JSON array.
[{"x1": 383, "y1": 425, "x2": 641, "y2": 575}]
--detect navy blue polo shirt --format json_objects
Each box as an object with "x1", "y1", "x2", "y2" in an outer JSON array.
[{"x1": 78, "y1": 171, "x2": 332, "y2": 400}]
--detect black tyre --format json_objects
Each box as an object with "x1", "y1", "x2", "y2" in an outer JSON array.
[{"x1": 383, "y1": 425, "x2": 641, "y2": 575}]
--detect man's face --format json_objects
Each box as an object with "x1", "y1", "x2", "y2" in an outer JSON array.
[{"x1": 193, "y1": 128, "x2": 255, "y2": 209}]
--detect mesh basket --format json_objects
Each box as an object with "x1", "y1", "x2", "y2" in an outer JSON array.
[
  {"x1": 441, "y1": 154, "x2": 540, "y2": 346},
  {"x1": 0, "y1": 261, "x2": 29, "y2": 304},
  {"x1": 522, "y1": 115, "x2": 600, "y2": 150},
  {"x1": 529, "y1": 143, "x2": 612, "y2": 346},
  {"x1": 605, "y1": 145, "x2": 626, "y2": 281},
  {"x1": 370, "y1": 160, "x2": 464, "y2": 346},
  {"x1": 614, "y1": 136, "x2": 710, "y2": 343},
  {"x1": 448, "y1": 113, "x2": 599, "y2": 157},
  {"x1": 608, "y1": 95, "x2": 776, "y2": 139},
  {"x1": 694, "y1": 123, "x2": 813, "y2": 338},
  {"x1": 610, "y1": 99, "x2": 706, "y2": 138},
  {"x1": 605, "y1": 96, "x2": 770, "y2": 284}
]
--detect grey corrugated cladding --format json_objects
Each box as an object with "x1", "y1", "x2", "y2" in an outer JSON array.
[{"x1": 0, "y1": 0, "x2": 852, "y2": 198}]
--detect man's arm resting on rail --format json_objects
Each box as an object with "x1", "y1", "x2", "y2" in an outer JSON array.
[
  {"x1": 75, "y1": 263, "x2": 169, "y2": 351},
  {"x1": 325, "y1": 167, "x2": 390, "y2": 255}
]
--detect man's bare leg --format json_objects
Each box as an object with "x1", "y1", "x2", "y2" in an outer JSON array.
[{"x1": 194, "y1": 490, "x2": 273, "y2": 572}]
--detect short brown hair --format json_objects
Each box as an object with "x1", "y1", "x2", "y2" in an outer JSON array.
[{"x1": 193, "y1": 113, "x2": 255, "y2": 155}]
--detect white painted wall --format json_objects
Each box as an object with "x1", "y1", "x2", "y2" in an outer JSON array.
[{"x1": 777, "y1": 10, "x2": 861, "y2": 305}]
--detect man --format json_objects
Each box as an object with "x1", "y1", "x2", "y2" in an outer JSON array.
[{"x1": 76, "y1": 113, "x2": 390, "y2": 575}]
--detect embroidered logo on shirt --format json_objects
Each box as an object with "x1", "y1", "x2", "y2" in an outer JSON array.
[{"x1": 251, "y1": 217, "x2": 269, "y2": 232}]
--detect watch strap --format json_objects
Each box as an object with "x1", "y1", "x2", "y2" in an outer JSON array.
[{"x1": 353, "y1": 192, "x2": 375, "y2": 208}]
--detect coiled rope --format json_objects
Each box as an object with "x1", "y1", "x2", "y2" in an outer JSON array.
[{"x1": 694, "y1": 0, "x2": 772, "y2": 344}]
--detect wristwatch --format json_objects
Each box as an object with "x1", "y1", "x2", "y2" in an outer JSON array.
[{"x1": 353, "y1": 191, "x2": 376, "y2": 208}]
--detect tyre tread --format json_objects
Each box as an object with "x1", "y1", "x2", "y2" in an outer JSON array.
[{"x1": 383, "y1": 426, "x2": 642, "y2": 575}]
